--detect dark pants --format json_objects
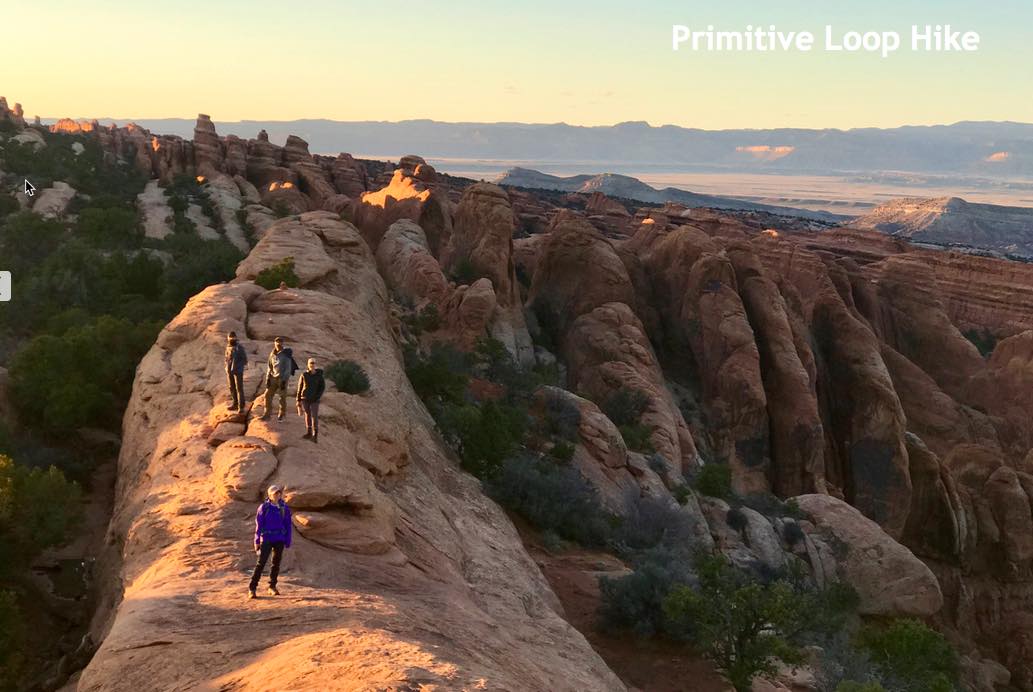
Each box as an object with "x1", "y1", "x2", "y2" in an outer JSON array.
[
  {"x1": 301, "y1": 400, "x2": 320, "y2": 436},
  {"x1": 227, "y1": 370, "x2": 245, "y2": 410},
  {"x1": 249, "y1": 541, "x2": 285, "y2": 590}
]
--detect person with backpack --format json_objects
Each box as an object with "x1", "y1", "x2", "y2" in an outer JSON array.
[
  {"x1": 224, "y1": 331, "x2": 248, "y2": 412},
  {"x1": 249, "y1": 484, "x2": 292, "y2": 599},
  {"x1": 295, "y1": 357, "x2": 325, "y2": 443},
  {"x1": 260, "y1": 337, "x2": 296, "y2": 421}
]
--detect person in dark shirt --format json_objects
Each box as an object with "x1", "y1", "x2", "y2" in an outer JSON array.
[
  {"x1": 296, "y1": 357, "x2": 325, "y2": 443},
  {"x1": 224, "y1": 331, "x2": 248, "y2": 412},
  {"x1": 259, "y1": 337, "x2": 293, "y2": 421}
]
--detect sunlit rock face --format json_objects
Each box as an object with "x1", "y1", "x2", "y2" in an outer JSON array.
[{"x1": 78, "y1": 213, "x2": 623, "y2": 692}]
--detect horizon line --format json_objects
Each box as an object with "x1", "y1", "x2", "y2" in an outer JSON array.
[{"x1": 32, "y1": 113, "x2": 1033, "y2": 133}]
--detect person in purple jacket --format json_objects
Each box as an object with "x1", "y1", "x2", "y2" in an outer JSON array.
[{"x1": 248, "y1": 484, "x2": 292, "y2": 599}]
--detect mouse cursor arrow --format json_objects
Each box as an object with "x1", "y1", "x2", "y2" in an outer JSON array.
[{"x1": 23, "y1": 179, "x2": 36, "y2": 197}]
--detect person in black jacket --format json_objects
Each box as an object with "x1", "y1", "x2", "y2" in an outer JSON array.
[
  {"x1": 296, "y1": 358, "x2": 325, "y2": 443},
  {"x1": 224, "y1": 331, "x2": 248, "y2": 412}
]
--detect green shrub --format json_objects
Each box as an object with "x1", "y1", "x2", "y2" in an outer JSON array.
[
  {"x1": 0, "y1": 590, "x2": 24, "y2": 681},
  {"x1": 0, "y1": 455, "x2": 81, "y2": 573},
  {"x1": 272, "y1": 200, "x2": 293, "y2": 218},
  {"x1": 618, "y1": 423, "x2": 654, "y2": 453},
  {"x1": 0, "y1": 194, "x2": 19, "y2": 221},
  {"x1": 158, "y1": 233, "x2": 244, "y2": 309},
  {"x1": 613, "y1": 495, "x2": 702, "y2": 557},
  {"x1": 599, "y1": 546, "x2": 697, "y2": 637},
  {"x1": 783, "y1": 520, "x2": 806, "y2": 546},
  {"x1": 662, "y1": 553, "x2": 856, "y2": 692},
  {"x1": 856, "y1": 619, "x2": 959, "y2": 692},
  {"x1": 405, "y1": 344, "x2": 470, "y2": 410},
  {"x1": 437, "y1": 401, "x2": 526, "y2": 478},
  {"x1": 672, "y1": 484, "x2": 692, "y2": 505},
  {"x1": 77, "y1": 206, "x2": 141, "y2": 247},
  {"x1": 325, "y1": 360, "x2": 370, "y2": 394},
  {"x1": 488, "y1": 453, "x2": 614, "y2": 547},
  {"x1": 694, "y1": 463, "x2": 733, "y2": 500},
  {"x1": 963, "y1": 328, "x2": 997, "y2": 358},
  {"x1": 254, "y1": 257, "x2": 300, "y2": 289},
  {"x1": 603, "y1": 387, "x2": 650, "y2": 427},
  {"x1": 726, "y1": 507, "x2": 748, "y2": 533},
  {"x1": 540, "y1": 390, "x2": 581, "y2": 441},
  {"x1": 550, "y1": 440, "x2": 575, "y2": 463},
  {"x1": 8, "y1": 315, "x2": 162, "y2": 434},
  {"x1": 450, "y1": 257, "x2": 480, "y2": 285},
  {"x1": 415, "y1": 304, "x2": 440, "y2": 333},
  {"x1": 0, "y1": 212, "x2": 65, "y2": 276}
]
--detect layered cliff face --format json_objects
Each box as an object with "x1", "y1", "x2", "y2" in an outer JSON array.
[
  {"x1": 507, "y1": 186, "x2": 1033, "y2": 683},
  {"x1": 79, "y1": 213, "x2": 621, "y2": 691}
]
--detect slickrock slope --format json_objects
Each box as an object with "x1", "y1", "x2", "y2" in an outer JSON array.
[
  {"x1": 78, "y1": 213, "x2": 622, "y2": 692},
  {"x1": 849, "y1": 196, "x2": 1033, "y2": 259}
]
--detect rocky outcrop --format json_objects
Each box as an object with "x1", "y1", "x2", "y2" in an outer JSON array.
[
  {"x1": 193, "y1": 114, "x2": 223, "y2": 176},
  {"x1": 446, "y1": 183, "x2": 533, "y2": 364},
  {"x1": 354, "y1": 159, "x2": 452, "y2": 253},
  {"x1": 79, "y1": 213, "x2": 623, "y2": 692},
  {"x1": 563, "y1": 302, "x2": 699, "y2": 479},
  {"x1": 136, "y1": 180, "x2": 172, "y2": 240},
  {"x1": 31, "y1": 181, "x2": 75, "y2": 218},
  {"x1": 795, "y1": 494, "x2": 943, "y2": 616}
]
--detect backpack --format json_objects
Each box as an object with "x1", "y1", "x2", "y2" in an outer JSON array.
[{"x1": 283, "y1": 347, "x2": 300, "y2": 376}]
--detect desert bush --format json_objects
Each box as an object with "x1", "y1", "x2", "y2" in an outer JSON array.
[
  {"x1": 414, "y1": 304, "x2": 440, "y2": 333},
  {"x1": 783, "y1": 520, "x2": 806, "y2": 546},
  {"x1": 488, "y1": 453, "x2": 614, "y2": 547},
  {"x1": 450, "y1": 257, "x2": 480, "y2": 285},
  {"x1": 0, "y1": 194, "x2": 19, "y2": 221},
  {"x1": 663, "y1": 553, "x2": 854, "y2": 691},
  {"x1": 671, "y1": 484, "x2": 692, "y2": 505},
  {"x1": 599, "y1": 546, "x2": 698, "y2": 637},
  {"x1": 694, "y1": 462, "x2": 733, "y2": 500},
  {"x1": 618, "y1": 423, "x2": 654, "y2": 453},
  {"x1": 726, "y1": 506, "x2": 748, "y2": 533},
  {"x1": 325, "y1": 360, "x2": 370, "y2": 394},
  {"x1": 437, "y1": 401, "x2": 526, "y2": 478},
  {"x1": 603, "y1": 387, "x2": 650, "y2": 427},
  {"x1": 77, "y1": 206, "x2": 141, "y2": 247},
  {"x1": 0, "y1": 590, "x2": 24, "y2": 683},
  {"x1": 963, "y1": 328, "x2": 997, "y2": 358},
  {"x1": 540, "y1": 390, "x2": 581, "y2": 441},
  {"x1": 856, "y1": 619, "x2": 959, "y2": 692},
  {"x1": 405, "y1": 344, "x2": 470, "y2": 410},
  {"x1": 613, "y1": 495, "x2": 700, "y2": 557},
  {"x1": 8, "y1": 315, "x2": 162, "y2": 434},
  {"x1": 255, "y1": 256, "x2": 300, "y2": 289},
  {"x1": 549, "y1": 440, "x2": 575, "y2": 463},
  {"x1": 0, "y1": 455, "x2": 81, "y2": 573},
  {"x1": 158, "y1": 233, "x2": 244, "y2": 308}
]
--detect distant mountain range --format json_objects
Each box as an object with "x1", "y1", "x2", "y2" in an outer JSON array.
[
  {"x1": 47, "y1": 117, "x2": 1033, "y2": 177},
  {"x1": 496, "y1": 167, "x2": 844, "y2": 222}
]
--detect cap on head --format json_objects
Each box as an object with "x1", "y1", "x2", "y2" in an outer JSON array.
[
  {"x1": 274, "y1": 336, "x2": 284, "y2": 344},
  {"x1": 267, "y1": 484, "x2": 282, "y2": 497},
  {"x1": 227, "y1": 331, "x2": 237, "y2": 340}
]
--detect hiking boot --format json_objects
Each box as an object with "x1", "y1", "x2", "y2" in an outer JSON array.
[
  {"x1": 277, "y1": 412, "x2": 285, "y2": 421},
  {"x1": 302, "y1": 432, "x2": 311, "y2": 439},
  {"x1": 248, "y1": 588, "x2": 257, "y2": 599},
  {"x1": 312, "y1": 434, "x2": 318, "y2": 444},
  {"x1": 268, "y1": 586, "x2": 280, "y2": 596}
]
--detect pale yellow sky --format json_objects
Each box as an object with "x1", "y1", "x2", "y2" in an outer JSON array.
[{"x1": 5, "y1": 0, "x2": 1031, "y2": 129}]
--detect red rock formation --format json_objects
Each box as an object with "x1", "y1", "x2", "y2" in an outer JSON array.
[{"x1": 354, "y1": 160, "x2": 452, "y2": 253}]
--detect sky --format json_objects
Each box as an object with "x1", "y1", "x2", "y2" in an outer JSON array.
[{"x1": 5, "y1": 0, "x2": 1032, "y2": 129}]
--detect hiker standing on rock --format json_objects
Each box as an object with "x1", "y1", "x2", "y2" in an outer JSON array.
[
  {"x1": 296, "y1": 357, "x2": 325, "y2": 443},
  {"x1": 260, "y1": 337, "x2": 298, "y2": 421},
  {"x1": 249, "y1": 484, "x2": 292, "y2": 599},
  {"x1": 225, "y1": 331, "x2": 248, "y2": 412}
]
